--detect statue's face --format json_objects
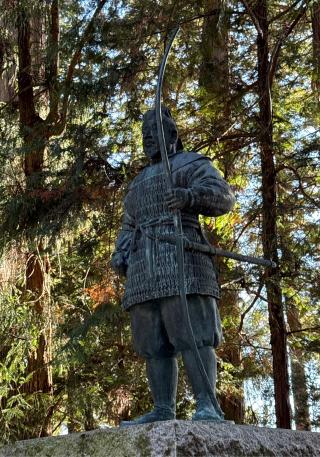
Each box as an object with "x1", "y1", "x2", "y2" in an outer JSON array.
[{"x1": 142, "y1": 110, "x2": 178, "y2": 161}]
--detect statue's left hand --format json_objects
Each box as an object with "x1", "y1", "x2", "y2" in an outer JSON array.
[
  {"x1": 165, "y1": 188, "x2": 190, "y2": 210},
  {"x1": 111, "y1": 252, "x2": 128, "y2": 277}
]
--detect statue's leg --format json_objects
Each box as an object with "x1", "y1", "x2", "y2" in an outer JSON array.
[
  {"x1": 182, "y1": 346, "x2": 223, "y2": 421},
  {"x1": 121, "y1": 357, "x2": 178, "y2": 426},
  {"x1": 121, "y1": 299, "x2": 177, "y2": 426},
  {"x1": 146, "y1": 356, "x2": 177, "y2": 418},
  {"x1": 162, "y1": 294, "x2": 224, "y2": 421}
]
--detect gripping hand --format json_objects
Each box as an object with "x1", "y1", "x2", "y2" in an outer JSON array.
[{"x1": 165, "y1": 188, "x2": 190, "y2": 210}]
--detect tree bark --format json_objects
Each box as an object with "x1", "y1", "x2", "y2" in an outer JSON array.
[
  {"x1": 23, "y1": 249, "x2": 52, "y2": 394},
  {"x1": 17, "y1": 5, "x2": 45, "y2": 183},
  {"x1": 199, "y1": 0, "x2": 229, "y2": 97},
  {"x1": 0, "y1": 2, "x2": 17, "y2": 104},
  {"x1": 279, "y1": 227, "x2": 311, "y2": 431},
  {"x1": 312, "y1": 2, "x2": 320, "y2": 101},
  {"x1": 253, "y1": 0, "x2": 291, "y2": 429},
  {"x1": 46, "y1": 0, "x2": 60, "y2": 123},
  {"x1": 287, "y1": 304, "x2": 311, "y2": 431}
]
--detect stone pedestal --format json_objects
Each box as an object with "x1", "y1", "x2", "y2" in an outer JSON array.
[{"x1": 1, "y1": 420, "x2": 320, "y2": 456}]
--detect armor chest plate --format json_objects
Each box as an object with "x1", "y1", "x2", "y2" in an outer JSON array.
[{"x1": 125, "y1": 170, "x2": 171, "y2": 225}]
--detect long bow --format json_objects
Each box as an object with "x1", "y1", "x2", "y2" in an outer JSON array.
[{"x1": 155, "y1": 26, "x2": 224, "y2": 419}]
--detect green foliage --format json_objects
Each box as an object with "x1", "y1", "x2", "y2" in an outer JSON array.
[{"x1": 0, "y1": 289, "x2": 41, "y2": 442}]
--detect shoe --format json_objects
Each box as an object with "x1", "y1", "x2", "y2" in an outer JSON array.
[
  {"x1": 120, "y1": 407, "x2": 175, "y2": 426},
  {"x1": 192, "y1": 404, "x2": 224, "y2": 422}
]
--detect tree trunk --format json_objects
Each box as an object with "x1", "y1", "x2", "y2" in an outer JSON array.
[
  {"x1": 0, "y1": 2, "x2": 16, "y2": 103},
  {"x1": 23, "y1": 250, "x2": 52, "y2": 395},
  {"x1": 17, "y1": 4, "x2": 53, "y2": 437},
  {"x1": 199, "y1": 0, "x2": 245, "y2": 424},
  {"x1": 312, "y1": 2, "x2": 320, "y2": 101},
  {"x1": 199, "y1": 0, "x2": 229, "y2": 97},
  {"x1": 279, "y1": 229, "x2": 311, "y2": 431},
  {"x1": 67, "y1": 368, "x2": 79, "y2": 433},
  {"x1": 287, "y1": 305, "x2": 311, "y2": 431},
  {"x1": 254, "y1": 0, "x2": 291, "y2": 429}
]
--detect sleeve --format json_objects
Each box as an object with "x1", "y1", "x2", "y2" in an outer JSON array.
[
  {"x1": 111, "y1": 209, "x2": 135, "y2": 277},
  {"x1": 186, "y1": 159, "x2": 236, "y2": 217}
]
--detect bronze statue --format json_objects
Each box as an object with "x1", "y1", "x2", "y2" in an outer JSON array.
[{"x1": 111, "y1": 107, "x2": 235, "y2": 425}]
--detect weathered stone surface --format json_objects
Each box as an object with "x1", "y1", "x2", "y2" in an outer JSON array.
[
  {"x1": 1, "y1": 420, "x2": 319, "y2": 457},
  {"x1": 175, "y1": 421, "x2": 320, "y2": 456},
  {"x1": 0, "y1": 422, "x2": 175, "y2": 457}
]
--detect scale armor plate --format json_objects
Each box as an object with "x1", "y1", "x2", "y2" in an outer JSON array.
[{"x1": 122, "y1": 158, "x2": 220, "y2": 309}]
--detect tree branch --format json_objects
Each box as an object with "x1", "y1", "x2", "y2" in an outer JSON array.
[
  {"x1": 17, "y1": 6, "x2": 36, "y2": 127},
  {"x1": 287, "y1": 326, "x2": 320, "y2": 335},
  {"x1": 268, "y1": 3, "x2": 308, "y2": 87},
  {"x1": 232, "y1": 209, "x2": 260, "y2": 248},
  {"x1": 46, "y1": 0, "x2": 60, "y2": 124},
  {"x1": 241, "y1": 334, "x2": 272, "y2": 351},
  {"x1": 221, "y1": 276, "x2": 245, "y2": 289},
  {"x1": 51, "y1": 0, "x2": 108, "y2": 136},
  {"x1": 276, "y1": 164, "x2": 320, "y2": 209},
  {"x1": 269, "y1": 0, "x2": 303, "y2": 24},
  {"x1": 240, "y1": 0, "x2": 264, "y2": 38},
  {"x1": 238, "y1": 281, "x2": 264, "y2": 333}
]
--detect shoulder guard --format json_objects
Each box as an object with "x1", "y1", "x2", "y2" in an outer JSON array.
[
  {"x1": 127, "y1": 166, "x2": 148, "y2": 191},
  {"x1": 170, "y1": 151, "x2": 210, "y2": 173}
]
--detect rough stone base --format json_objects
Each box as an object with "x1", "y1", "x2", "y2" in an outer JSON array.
[{"x1": 1, "y1": 420, "x2": 320, "y2": 457}]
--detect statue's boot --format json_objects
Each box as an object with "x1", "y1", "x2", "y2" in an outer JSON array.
[
  {"x1": 121, "y1": 357, "x2": 177, "y2": 426},
  {"x1": 182, "y1": 346, "x2": 224, "y2": 422}
]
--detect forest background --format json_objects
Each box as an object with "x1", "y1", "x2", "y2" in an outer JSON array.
[{"x1": 0, "y1": 0, "x2": 319, "y2": 442}]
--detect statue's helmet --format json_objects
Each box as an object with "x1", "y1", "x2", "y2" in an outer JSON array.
[{"x1": 142, "y1": 107, "x2": 182, "y2": 161}]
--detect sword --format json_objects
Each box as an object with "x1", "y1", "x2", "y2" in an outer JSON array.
[{"x1": 158, "y1": 234, "x2": 276, "y2": 268}]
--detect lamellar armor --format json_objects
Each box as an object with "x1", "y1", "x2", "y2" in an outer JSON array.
[{"x1": 111, "y1": 151, "x2": 235, "y2": 310}]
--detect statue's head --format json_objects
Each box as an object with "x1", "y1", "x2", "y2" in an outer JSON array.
[{"x1": 142, "y1": 107, "x2": 180, "y2": 162}]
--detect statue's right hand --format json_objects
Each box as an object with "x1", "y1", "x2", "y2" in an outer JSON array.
[{"x1": 165, "y1": 187, "x2": 190, "y2": 210}]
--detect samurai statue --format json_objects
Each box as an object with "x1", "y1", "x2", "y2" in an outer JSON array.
[{"x1": 111, "y1": 107, "x2": 235, "y2": 425}]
